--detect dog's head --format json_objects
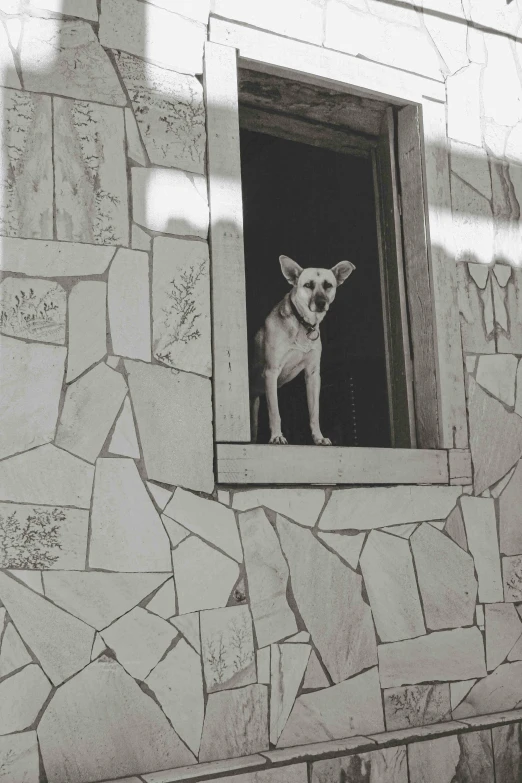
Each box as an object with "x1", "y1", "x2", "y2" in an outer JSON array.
[{"x1": 280, "y1": 255, "x2": 355, "y2": 315}]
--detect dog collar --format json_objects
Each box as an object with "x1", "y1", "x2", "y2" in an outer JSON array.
[{"x1": 289, "y1": 296, "x2": 320, "y2": 341}]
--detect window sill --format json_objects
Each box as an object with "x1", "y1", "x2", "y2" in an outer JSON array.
[{"x1": 216, "y1": 445, "x2": 471, "y2": 486}]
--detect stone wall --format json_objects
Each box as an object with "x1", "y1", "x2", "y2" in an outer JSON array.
[{"x1": 1, "y1": 0, "x2": 522, "y2": 781}]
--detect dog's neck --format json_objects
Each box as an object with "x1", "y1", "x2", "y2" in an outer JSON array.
[{"x1": 289, "y1": 291, "x2": 325, "y2": 328}]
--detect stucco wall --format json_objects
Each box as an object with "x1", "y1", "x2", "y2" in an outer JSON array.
[{"x1": 1, "y1": 0, "x2": 522, "y2": 781}]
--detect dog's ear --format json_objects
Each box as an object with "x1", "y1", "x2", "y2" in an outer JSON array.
[
  {"x1": 280, "y1": 255, "x2": 303, "y2": 285},
  {"x1": 331, "y1": 260, "x2": 355, "y2": 286}
]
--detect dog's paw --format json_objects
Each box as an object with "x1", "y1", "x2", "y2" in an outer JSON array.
[
  {"x1": 313, "y1": 436, "x2": 332, "y2": 446},
  {"x1": 269, "y1": 434, "x2": 288, "y2": 445}
]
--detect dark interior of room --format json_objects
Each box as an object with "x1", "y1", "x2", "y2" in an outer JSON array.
[{"x1": 239, "y1": 128, "x2": 391, "y2": 447}]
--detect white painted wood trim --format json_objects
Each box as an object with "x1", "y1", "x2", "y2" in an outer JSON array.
[
  {"x1": 204, "y1": 41, "x2": 251, "y2": 442},
  {"x1": 209, "y1": 18, "x2": 445, "y2": 105},
  {"x1": 216, "y1": 444, "x2": 450, "y2": 485}
]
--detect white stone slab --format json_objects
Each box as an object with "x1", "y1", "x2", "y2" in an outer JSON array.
[
  {"x1": 201, "y1": 605, "x2": 256, "y2": 694},
  {"x1": 278, "y1": 667, "x2": 384, "y2": 748},
  {"x1": 143, "y1": 0, "x2": 209, "y2": 23},
  {"x1": 383, "y1": 683, "x2": 451, "y2": 731},
  {"x1": 125, "y1": 361, "x2": 214, "y2": 493},
  {"x1": 453, "y1": 661, "x2": 522, "y2": 718},
  {"x1": 492, "y1": 465, "x2": 516, "y2": 498},
  {"x1": 43, "y1": 572, "x2": 169, "y2": 630},
  {"x1": 165, "y1": 488, "x2": 242, "y2": 562},
  {"x1": 147, "y1": 482, "x2": 173, "y2": 510},
  {"x1": 38, "y1": 656, "x2": 196, "y2": 783},
  {"x1": 319, "y1": 486, "x2": 461, "y2": 531},
  {"x1": 91, "y1": 633, "x2": 106, "y2": 660},
  {"x1": 55, "y1": 363, "x2": 127, "y2": 463},
  {"x1": 0, "y1": 336, "x2": 65, "y2": 459},
  {"x1": 277, "y1": 515, "x2": 377, "y2": 683},
  {"x1": 0, "y1": 622, "x2": 32, "y2": 678},
  {"x1": 125, "y1": 108, "x2": 147, "y2": 166},
  {"x1": 162, "y1": 516, "x2": 190, "y2": 548},
  {"x1": 0, "y1": 571, "x2": 94, "y2": 685},
  {"x1": 451, "y1": 141, "x2": 492, "y2": 200},
  {"x1": 89, "y1": 458, "x2": 172, "y2": 572},
  {"x1": 108, "y1": 397, "x2": 141, "y2": 459},
  {"x1": 410, "y1": 523, "x2": 477, "y2": 631},
  {"x1": 67, "y1": 281, "x2": 107, "y2": 382},
  {"x1": 0, "y1": 24, "x2": 21, "y2": 88},
  {"x1": 360, "y1": 530, "x2": 425, "y2": 642},
  {"x1": 212, "y1": 0, "x2": 323, "y2": 43},
  {"x1": 132, "y1": 167, "x2": 208, "y2": 238},
  {"x1": 172, "y1": 537, "x2": 239, "y2": 614},
  {"x1": 0, "y1": 663, "x2": 51, "y2": 735},
  {"x1": 115, "y1": 52, "x2": 206, "y2": 173},
  {"x1": 461, "y1": 496, "x2": 503, "y2": 603},
  {"x1": 199, "y1": 685, "x2": 269, "y2": 761},
  {"x1": 21, "y1": 18, "x2": 125, "y2": 105},
  {"x1": 502, "y1": 555, "x2": 522, "y2": 602},
  {"x1": 302, "y1": 650, "x2": 329, "y2": 690},
  {"x1": 447, "y1": 63, "x2": 483, "y2": 146},
  {"x1": 485, "y1": 603, "x2": 522, "y2": 671},
  {"x1": 26, "y1": 0, "x2": 98, "y2": 18},
  {"x1": 0, "y1": 444, "x2": 94, "y2": 508},
  {"x1": 108, "y1": 248, "x2": 151, "y2": 362},
  {"x1": 152, "y1": 236, "x2": 211, "y2": 376},
  {"x1": 238, "y1": 508, "x2": 297, "y2": 648},
  {"x1": 99, "y1": 0, "x2": 205, "y2": 74},
  {"x1": 257, "y1": 647, "x2": 270, "y2": 685},
  {"x1": 387, "y1": 523, "x2": 418, "y2": 539},
  {"x1": 232, "y1": 488, "x2": 325, "y2": 528},
  {"x1": 54, "y1": 98, "x2": 128, "y2": 245},
  {"x1": 476, "y1": 355, "x2": 518, "y2": 407},
  {"x1": 450, "y1": 680, "x2": 477, "y2": 710},
  {"x1": 132, "y1": 224, "x2": 151, "y2": 251},
  {"x1": 0, "y1": 89, "x2": 52, "y2": 238},
  {"x1": 0, "y1": 502, "x2": 88, "y2": 570},
  {"x1": 0, "y1": 277, "x2": 66, "y2": 344},
  {"x1": 146, "y1": 579, "x2": 177, "y2": 619},
  {"x1": 103, "y1": 607, "x2": 177, "y2": 680},
  {"x1": 270, "y1": 643, "x2": 311, "y2": 743},
  {"x1": 0, "y1": 237, "x2": 116, "y2": 276},
  {"x1": 317, "y1": 531, "x2": 366, "y2": 568},
  {"x1": 285, "y1": 631, "x2": 310, "y2": 644},
  {"x1": 0, "y1": 731, "x2": 39, "y2": 783},
  {"x1": 146, "y1": 638, "x2": 204, "y2": 755},
  {"x1": 378, "y1": 627, "x2": 487, "y2": 688},
  {"x1": 499, "y1": 460, "x2": 522, "y2": 555},
  {"x1": 170, "y1": 612, "x2": 200, "y2": 653}
]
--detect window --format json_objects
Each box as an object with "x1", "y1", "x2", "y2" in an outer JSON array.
[{"x1": 205, "y1": 25, "x2": 469, "y2": 485}]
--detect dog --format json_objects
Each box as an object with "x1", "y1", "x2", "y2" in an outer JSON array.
[{"x1": 249, "y1": 255, "x2": 355, "y2": 445}]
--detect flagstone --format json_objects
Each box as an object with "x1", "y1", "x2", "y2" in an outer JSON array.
[
  {"x1": 0, "y1": 622, "x2": 32, "y2": 678},
  {"x1": 200, "y1": 605, "x2": 255, "y2": 693},
  {"x1": 387, "y1": 523, "x2": 418, "y2": 538},
  {"x1": 499, "y1": 460, "x2": 522, "y2": 555},
  {"x1": 165, "y1": 489, "x2": 242, "y2": 562},
  {"x1": 317, "y1": 531, "x2": 365, "y2": 568},
  {"x1": 485, "y1": 604, "x2": 522, "y2": 671},
  {"x1": 38, "y1": 656, "x2": 195, "y2": 783},
  {"x1": 503, "y1": 555, "x2": 522, "y2": 601},
  {"x1": 172, "y1": 537, "x2": 239, "y2": 614},
  {"x1": 21, "y1": 17, "x2": 125, "y2": 105},
  {"x1": 109, "y1": 249, "x2": 151, "y2": 362},
  {"x1": 199, "y1": 685, "x2": 269, "y2": 762},
  {"x1": 491, "y1": 722, "x2": 522, "y2": 783},
  {"x1": 468, "y1": 377, "x2": 522, "y2": 494},
  {"x1": 312, "y1": 747, "x2": 407, "y2": 783},
  {"x1": 278, "y1": 668, "x2": 384, "y2": 748},
  {"x1": 0, "y1": 731, "x2": 39, "y2": 783},
  {"x1": 109, "y1": 398, "x2": 141, "y2": 459},
  {"x1": 319, "y1": 486, "x2": 462, "y2": 531},
  {"x1": 285, "y1": 631, "x2": 310, "y2": 643},
  {"x1": 0, "y1": 663, "x2": 51, "y2": 735},
  {"x1": 476, "y1": 354, "x2": 518, "y2": 407},
  {"x1": 450, "y1": 680, "x2": 477, "y2": 710},
  {"x1": 43, "y1": 572, "x2": 169, "y2": 630},
  {"x1": 411, "y1": 522, "x2": 477, "y2": 631},
  {"x1": 238, "y1": 509, "x2": 297, "y2": 648},
  {"x1": 461, "y1": 497, "x2": 503, "y2": 603},
  {"x1": 378, "y1": 627, "x2": 486, "y2": 688},
  {"x1": 125, "y1": 361, "x2": 214, "y2": 493},
  {"x1": 125, "y1": 108, "x2": 147, "y2": 166},
  {"x1": 233, "y1": 489, "x2": 325, "y2": 527},
  {"x1": 408, "y1": 732, "x2": 494, "y2": 783},
  {"x1": 0, "y1": 277, "x2": 66, "y2": 344},
  {"x1": 147, "y1": 482, "x2": 173, "y2": 510},
  {"x1": 492, "y1": 465, "x2": 516, "y2": 498},
  {"x1": 89, "y1": 458, "x2": 172, "y2": 572},
  {"x1": 27, "y1": 0, "x2": 98, "y2": 20},
  {"x1": 383, "y1": 683, "x2": 451, "y2": 731},
  {"x1": 0, "y1": 337, "x2": 66, "y2": 459},
  {"x1": 507, "y1": 633, "x2": 522, "y2": 661},
  {"x1": 444, "y1": 504, "x2": 468, "y2": 551},
  {"x1": 257, "y1": 647, "x2": 270, "y2": 684},
  {"x1": 54, "y1": 98, "x2": 128, "y2": 245},
  {"x1": 277, "y1": 515, "x2": 377, "y2": 682},
  {"x1": 0, "y1": 572, "x2": 94, "y2": 685},
  {"x1": 0, "y1": 444, "x2": 94, "y2": 508},
  {"x1": 146, "y1": 579, "x2": 177, "y2": 619},
  {"x1": 453, "y1": 662, "x2": 522, "y2": 718},
  {"x1": 0, "y1": 26, "x2": 20, "y2": 88},
  {"x1": 6, "y1": 570, "x2": 43, "y2": 594},
  {"x1": 91, "y1": 634, "x2": 106, "y2": 660},
  {"x1": 102, "y1": 607, "x2": 177, "y2": 680},
  {"x1": 132, "y1": 167, "x2": 208, "y2": 238},
  {"x1": 67, "y1": 281, "x2": 107, "y2": 382},
  {"x1": 0, "y1": 502, "x2": 88, "y2": 570},
  {"x1": 146, "y1": 638, "x2": 204, "y2": 755},
  {"x1": 270, "y1": 644, "x2": 311, "y2": 744},
  {"x1": 0, "y1": 237, "x2": 116, "y2": 277},
  {"x1": 55, "y1": 364, "x2": 127, "y2": 463},
  {"x1": 170, "y1": 613, "x2": 200, "y2": 653},
  {"x1": 360, "y1": 530, "x2": 425, "y2": 642},
  {"x1": 115, "y1": 52, "x2": 205, "y2": 173},
  {"x1": 162, "y1": 516, "x2": 190, "y2": 548},
  {"x1": 302, "y1": 651, "x2": 329, "y2": 690},
  {"x1": 132, "y1": 224, "x2": 152, "y2": 251}
]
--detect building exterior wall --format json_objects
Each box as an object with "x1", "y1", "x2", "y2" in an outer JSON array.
[{"x1": 0, "y1": 0, "x2": 522, "y2": 781}]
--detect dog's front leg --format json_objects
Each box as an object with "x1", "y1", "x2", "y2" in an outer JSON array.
[
  {"x1": 265, "y1": 367, "x2": 287, "y2": 445},
  {"x1": 305, "y1": 363, "x2": 331, "y2": 446}
]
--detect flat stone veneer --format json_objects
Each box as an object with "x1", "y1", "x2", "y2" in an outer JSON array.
[{"x1": 1, "y1": 0, "x2": 522, "y2": 782}]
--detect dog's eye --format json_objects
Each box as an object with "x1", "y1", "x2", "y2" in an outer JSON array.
[
  {"x1": 324, "y1": 282, "x2": 333, "y2": 290},
  {"x1": 304, "y1": 281, "x2": 314, "y2": 289}
]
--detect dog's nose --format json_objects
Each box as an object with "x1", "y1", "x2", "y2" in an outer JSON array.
[{"x1": 315, "y1": 298, "x2": 327, "y2": 311}]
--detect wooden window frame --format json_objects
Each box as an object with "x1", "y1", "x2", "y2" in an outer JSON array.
[{"x1": 205, "y1": 20, "x2": 468, "y2": 486}]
